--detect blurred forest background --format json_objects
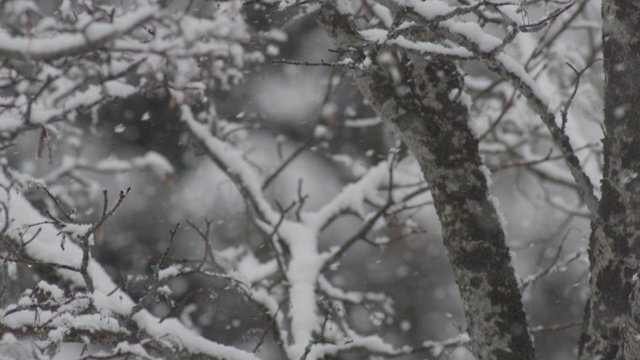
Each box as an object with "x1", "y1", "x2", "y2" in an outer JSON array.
[{"x1": 1, "y1": 0, "x2": 603, "y2": 359}]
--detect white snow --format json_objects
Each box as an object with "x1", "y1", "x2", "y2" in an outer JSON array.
[
  {"x1": 158, "y1": 265, "x2": 181, "y2": 281},
  {"x1": 359, "y1": 28, "x2": 389, "y2": 43},
  {"x1": 0, "y1": 7, "x2": 155, "y2": 60},
  {"x1": 344, "y1": 117, "x2": 382, "y2": 128},
  {"x1": 392, "y1": 0, "x2": 453, "y2": 21},
  {"x1": 181, "y1": 105, "x2": 278, "y2": 224},
  {"x1": 391, "y1": 35, "x2": 473, "y2": 58},
  {"x1": 60, "y1": 223, "x2": 92, "y2": 238},
  {"x1": 0, "y1": 172, "x2": 261, "y2": 360},
  {"x1": 302, "y1": 162, "x2": 390, "y2": 231},
  {"x1": 444, "y1": 21, "x2": 503, "y2": 53},
  {"x1": 496, "y1": 53, "x2": 550, "y2": 107}
]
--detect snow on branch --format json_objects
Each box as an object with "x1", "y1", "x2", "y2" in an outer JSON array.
[
  {"x1": 0, "y1": 0, "x2": 261, "y2": 144},
  {"x1": 0, "y1": 173, "x2": 261, "y2": 360},
  {"x1": 181, "y1": 105, "x2": 279, "y2": 225},
  {"x1": 302, "y1": 161, "x2": 390, "y2": 231},
  {"x1": 0, "y1": 0, "x2": 595, "y2": 358},
  {"x1": 0, "y1": 7, "x2": 156, "y2": 61},
  {"x1": 43, "y1": 152, "x2": 174, "y2": 186},
  {"x1": 381, "y1": 0, "x2": 600, "y2": 216},
  {"x1": 178, "y1": 102, "x2": 450, "y2": 358},
  {"x1": 443, "y1": 31, "x2": 599, "y2": 217}
]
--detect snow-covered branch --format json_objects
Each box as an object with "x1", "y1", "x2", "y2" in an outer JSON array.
[
  {"x1": 0, "y1": 0, "x2": 608, "y2": 358},
  {"x1": 0, "y1": 173, "x2": 260, "y2": 359},
  {"x1": 382, "y1": 0, "x2": 600, "y2": 216},
  {"x1": 0, "y1": 7, "x2": 155, "y2": 61},
  {"x1": 180, "y1": 111, "x2": 439, "y2": 358}
]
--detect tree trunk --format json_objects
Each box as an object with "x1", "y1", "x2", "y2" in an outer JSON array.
[
  {"x1": 319, "y1": 6, "x2": 534, "y2": 359},
  {"x1": 579, "y1": 2, "x2": 640, "y2": 359}
]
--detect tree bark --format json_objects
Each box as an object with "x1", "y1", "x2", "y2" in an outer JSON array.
[
  {"x1": 579, "y1": 2, "x2": 640, "y2": 359},
  {"x1": 319, "y1": 6, "x2": 534, "y2": 359}
]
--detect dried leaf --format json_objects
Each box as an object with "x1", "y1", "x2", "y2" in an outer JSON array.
[
  {"x1": 37, "y1": 128, "x2": 47, "y2": 158},
  {"x1": 168, "y1": 95, "x2": 177, "y2": 109},
  {"x1": 95, "y1": 226, "x2": 104, "y2": 247},
  {"x1": 163, "y1": 173, "x2": 174, "y2": 188}
]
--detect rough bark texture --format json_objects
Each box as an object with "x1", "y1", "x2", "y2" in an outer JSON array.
[
  {"x1": 579, "y1": 2, "x2": 640, "y2": 359},
  {"x1": 319, "y1": 6, "x2": 534, "y2": 360}
]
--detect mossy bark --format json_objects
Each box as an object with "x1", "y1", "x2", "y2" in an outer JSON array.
[
  {"x1": 319, "y1": 6, "x2": 534, "y2": 359},
  {"x1": 579, "y1": 2, "x2": 640, "y2": 359}
]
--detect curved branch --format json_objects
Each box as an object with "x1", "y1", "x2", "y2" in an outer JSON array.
[{"x1": 0, "y1": 7, "x2": 156, "y2": 61}]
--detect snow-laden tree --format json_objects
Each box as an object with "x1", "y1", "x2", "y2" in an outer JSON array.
[{"x1": 0, "y1": 0, "x2": 633, "y2": 359}]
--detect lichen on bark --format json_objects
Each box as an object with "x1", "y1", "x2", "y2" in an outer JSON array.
[
  {"x1": 579, "y1": 1, "x2": 640, "y2": 359},
  {"x1": 318, "y1": 4, "x2": 535, "y2": 359}
]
